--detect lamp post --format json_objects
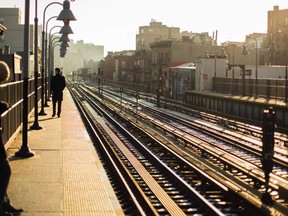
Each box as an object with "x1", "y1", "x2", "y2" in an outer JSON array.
[
  {"x1": 39, "y1": 0, "x2": 76, "y2": 115},
  {"x1": 281, "y1": 37, "x2": 288, "y2": 103},
  {"x1": 242, "y1": 36, "x2": 258, "y2": 98},
  {"x1": 284, "y1": 37, "x2": 288, "y2": 103},
  {"x1": 221, "y1": 41, "x2": 236, "y2": 94},
  {"x1": 48, "y1": 35, "x2": 61, "y2": 97},
  {"x1": 15, "y1": 0, "x2": 35, "y2": 157},
  {"x1": 286, "y1": 67, "x2": 288, "y2": 103},
  {"x1": 204, "y1": 44, "x2": 218, "y2": 91},
  {"x1": 15, "y1": 0, "x2": 75, "y2": 156},
  {"x1": 214, "y1": 47, "x2": 217, "y2": 78},
  {"x1": 45, "y1": 24, "x2": 71, "y2": 104},
  {"x1": 231, "y1": 45, "x2": 235, "y2": 94},
  {"x1": 50, "y1": 42, "x2": 63, "y2": 76},
  {"x1": 48, "y1": 32, "x2": 61, "y2": 75},
  {"x1": 135, "y1": 91, "x2": 139, "y2": 122},
  {"x1": 285, "y1": 64, "x2": 288, "y2": 103},
  {"x1": 30, "y1": 0, "x2": 42, "y2": 130},
  {"x1": 47, "y1": 26, "x2": 63, "y2": 97},
  {"x1": 38, "y1": 2, "x2": 62, "y2": 116},
  {"x1": 273, "y1": 31, "x2": 287, "y2": 103},
  {"x1": 120, "y1": 87, "x2": 123, "y2": 111},
  {"x1": 44, "y1": 16, "x2": 58, "y2": 104}
]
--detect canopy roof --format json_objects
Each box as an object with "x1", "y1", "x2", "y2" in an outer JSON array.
[
  {"x1": 0, "y1": 24, "x2": 7, "y2": 35},
  {"x1": 170, "y1": 62, "x2": 195, "y2": 69}
]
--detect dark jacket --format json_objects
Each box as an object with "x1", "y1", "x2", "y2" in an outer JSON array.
[
  {"x1": 0, "y1": 101, "x2": 9, "y2": 160},
  {"x1": 51, "y1": 74, "x2": 66, "y2": 101},
  {"x1": 0, "y1": 131, "x2": 7, "y2": 160}
]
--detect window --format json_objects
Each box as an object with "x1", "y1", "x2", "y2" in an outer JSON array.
[
  {"x1": 121, "y1": 71, "x2": 126, "y2": 79},
  {"x1": 165, "y1": 52, "x2": 170, "y2": 64},
  {"x1": 122, "y1": 61, "x2": 126, "y2": 68},
  {"x1": 158, "y1": 53, "x2": 163, "y2": 64}
]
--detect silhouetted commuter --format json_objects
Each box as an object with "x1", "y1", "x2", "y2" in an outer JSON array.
[
  {"x1": 51, "y1": 68, "x2": 66, "y2": 117},
  {"x1": 0, "y1": 61, "x2": 23, "y2": 216}
]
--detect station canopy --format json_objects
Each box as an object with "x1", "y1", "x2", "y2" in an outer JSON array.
[
  {"x1": 0, "y1": 24, "x2": 7, "y2": 35},
  {"x1": 170, "y1": 62, "x2": 195, "y2": 70}
]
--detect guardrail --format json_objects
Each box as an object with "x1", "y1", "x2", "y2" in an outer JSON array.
[
  {"x1": 214, "y1": 77, "x2": 286, "y2": 100},
  {"x1": 0, "y1": 78, "x2": 42, "y2": 147}
]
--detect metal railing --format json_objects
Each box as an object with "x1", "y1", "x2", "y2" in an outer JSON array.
[
  {"x1": 214, "y1": 77, "x2": 286, "y2": 100},
  {"x1": 0, "y1": 78, "x2": 42, "y2": 146}
]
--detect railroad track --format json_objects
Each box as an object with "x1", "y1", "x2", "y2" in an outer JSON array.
[
  {"x1": 68, "y1": 82, "x2": 288, "y2": 215},
  {"x1": 103, "y1": 86, "x2": 288, "y2": 204},
  {"x1": 101, "y1": 85, "x2": 287, "y2": 170}
]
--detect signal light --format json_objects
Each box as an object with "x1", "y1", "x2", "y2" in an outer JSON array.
[{"x1": 261, "y1": 106, "x2": 276, "y2": 203}]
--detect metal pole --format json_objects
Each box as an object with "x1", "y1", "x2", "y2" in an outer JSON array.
[
  {"x1": 39, "y1": 2, "x2": 62, "y2": 115},
  {"x1": 214, "y1": 46, "x2": 217, "y2": 91},
  {"x1": 285, "y1": 64, "x2": 288, "y2": 103},
  {"x1": 164, "y1": 72, "x2": 167, "y2": 109},
  {"x1": 15, "y1": 0, "x2": 35, "y2": 157},
  {"x1": 98, "y1": 68, "x2": 100, "y2": 97},
  {"x1": 52, "y1": 46, "x2": 55, "y2": 76},
  {"x1": 232, "y1": 45, "x2": 235, "y2": 95},
  {"x1": 214, "y1": 55, "x2": 217, "y2": 77},
  {"x1": 45, "y1": 19, "x2": 61, "y2": 105},
  {"x1": 48, "y1": 39, "x2": 58, "y2": 99},
  {"x1": 252, "y1": 37, "x2": 258, "y2": 98},
  {"x1": 120, "y1": 87, "x2": 123, "y2": 111},
  {"x1": 30, "y1": 0, "x2": 42, "y2": 130},
  {"x1": 48, "y1": 42, "x2": 51, "y2": 98},
  {"x1": 285, "y1": 35, "x2": 288, "y2": 103},
  {"x1": 44, "y1": 32, "x2": 49, "y2": 105},
  {"x1": 48, "y1": 29, "x2": 62, "y2": 93},
  {"x1": 135, "y1": 92, "x2": 139, "y2": 122},
  {"x1": 101, "y1": 69, "x2": 103, "y2": 99},
  {"x1": 38, "y1": 29, "x2": 47, "y2": 115}
]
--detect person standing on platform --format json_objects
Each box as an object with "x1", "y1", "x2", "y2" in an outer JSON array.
[
  {"x1": 50, "y1": 68, "x2": 66, "y2": 118},
  {"x1": 0, "y1": 61, "x2": 23, "y2": 216}
]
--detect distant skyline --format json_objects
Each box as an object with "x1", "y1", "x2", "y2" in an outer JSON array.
[{"x1": 2, "y1": 0, "x2": 288, "y2": 55}]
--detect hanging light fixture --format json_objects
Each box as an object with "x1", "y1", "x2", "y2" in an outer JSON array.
[
  {"x1": 204, "y1": 49, "x2": 210, "y2": 58},
  {"x1": 241, "y1": 43, "x2": 249, "y2": 55},
  {"x1": 219, "y1": 47, "x2": 227, "y2": 58},
  {"x1": 57, "y1": 0, "x2": 76, "y2": 25}
]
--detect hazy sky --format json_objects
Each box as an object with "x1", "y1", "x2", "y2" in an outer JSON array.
[{"x1": 2, "y1": 0, "x2": 288, "y2": 54}]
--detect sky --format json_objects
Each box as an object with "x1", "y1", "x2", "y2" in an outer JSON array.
[{"x1": 2, "y1": 0, "x2": 288, "y2": 55}]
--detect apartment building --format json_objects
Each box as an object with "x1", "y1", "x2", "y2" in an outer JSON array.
[{"x1": 267, "y1": 5, "x2": 288, "y2": 65}]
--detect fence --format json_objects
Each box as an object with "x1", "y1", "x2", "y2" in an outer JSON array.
[
  {"x1": 0, "y1": 78, "x2": 42, "y2": 146},
  {"x1": 213, "y1": 77, "x2": 287, "y2": 100}
]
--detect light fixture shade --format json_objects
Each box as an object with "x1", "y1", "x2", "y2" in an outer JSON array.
[
  {"x1": 219, "y1": 47, "x2": 227, "y2": 58},
  {"x1": 57, "y1": 0, "x2": 76, "y2": 25},
  {"x1": 60, "y1": 50, "x2": 67, "y2": 56},
  {"x1": 60, "y1": 49, "x2": 67, "y2": 54},
  {"x1": 60, "y1": 51, "x2": 67, "y2": 55},
  {"x1": 241, "y1": 43, "x2": 249, "y2": 55},
  {"x1": 204, "y1": 49, "x2": 209, "y2": 58},
  {"x1": 59, "y1": 34, "x2": 70, "y2": 42},
  {"x1": 60, "y1": 41, "x2": 70, "y2": 48},
  {"x1": 59, "y1": 44, "x2": 67, "y2": 51},
  {"x1": 267, "y1": 41, "x2": 279, "y2": 52},
  {"x1": 60, "y1": 25, "x2": 74, "y2": 34}
]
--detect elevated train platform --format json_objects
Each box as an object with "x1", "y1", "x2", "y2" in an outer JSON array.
[
  {"x1": 5, "y1": 89, "x2": 124, "y2": 216},
  {"x1": 3, "y1": 84, "x2": 288, "y2": 215}
]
